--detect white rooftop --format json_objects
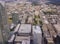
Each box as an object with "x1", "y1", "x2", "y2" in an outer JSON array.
[
  {"x1": 54, "y1": 24, "x2": 60, "y2": 32},
  {"x1": 15, "y1": 36, "x2": 30, "y2": 41},
  {"x1": 44, "y1": 20, "x2": 49, "y2": 24},
  {"x1": 32, "y1": 25, "x2": 42, "y2": 34},
  {"x1": 54, "y1": 24, "x2": 60, "y2": 36},
  {"x1": 15, "y1": 36, "x2": 30, "y2": 44},
  {"x1": 18, "y1": 24, "x2": 31, "y2": 34}
]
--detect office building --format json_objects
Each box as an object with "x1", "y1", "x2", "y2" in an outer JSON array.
[
  {"x1": 0, "y1": 3, "x2": 10, "y2": 44},
  {"x1": 32, "y1": 25, "x2": 42, "y2": 44}
]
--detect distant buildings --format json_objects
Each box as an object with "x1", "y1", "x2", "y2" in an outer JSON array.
[
  {"x1": 0, "y1": 1, "x2": 60, "y2": 44},
  {"x1": 46, "y1": 0, "x2": 60, "y2": 5}
]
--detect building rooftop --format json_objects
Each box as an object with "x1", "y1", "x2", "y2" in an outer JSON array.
[
  {"x1": 15, "y1": 36, "x2": 30, "y2": 41},
  {"x1": 32, "y1": 25, "x2": 42, "y2": 34},
  {"x1": 18, "y1": 24, "x2": 32, "y2": 34},
  {"x1": 54, "y1": 24, "x2": 60, "y2": 35},
  {"x1": 14, "y1": 36, "x2": 30, "y2": 44},
  {"x1": 54, "y1": 24, "x2": 60, "y2": 31}
]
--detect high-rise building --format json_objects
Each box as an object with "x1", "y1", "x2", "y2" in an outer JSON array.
[
  {"x1": 12, "y1": 12, "x2": 19, "y2": 24},
  {"x1": 0, "y1": 3, "x2": 10, "y2": 44},
  {"x1": 33, "y1": 25, "x2": 42, "y2": 44}
]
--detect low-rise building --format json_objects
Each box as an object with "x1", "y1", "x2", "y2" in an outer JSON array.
[
  {"x1": 14, "y1": 36, "x2": 30, "y2": 44},
  {"x1": 18, "y1": 24, "x2": 32, "y2": 36}
]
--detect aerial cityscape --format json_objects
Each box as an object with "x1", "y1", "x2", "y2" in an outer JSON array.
[{"x1": 0, "y1": 0, "x2": 60, "y2": 44}]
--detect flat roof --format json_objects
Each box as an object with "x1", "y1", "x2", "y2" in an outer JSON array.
[
  {"x1": 15, "y1": 36, "x2": 30, "y2": 44},
  {"x1": 15, "y1": 36, "x2": 30, "y2": 41},
  {"x1": 32, "y1": 25, "x2": 42, "y2": 34},
  {"x1": 54, "y1": 24, "x2": 60, "y2": 32},
  {"x1": 18, "y1": 24, "x2": 31, "y2": 34}
]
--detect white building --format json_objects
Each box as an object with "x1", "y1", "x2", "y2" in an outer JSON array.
[
  {"x1": 14, "y1": 36, "x2": 30, "y2": 44},
  {"x1": 18, "y1": 24, "x2": 32, "y2": 36},
  {"x1": 32, "y1": 25, "x2": 42, "y2": 44}
]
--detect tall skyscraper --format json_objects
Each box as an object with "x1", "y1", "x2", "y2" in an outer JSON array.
[{"x1": 0, "y1": 3, "x2": 10, "y2": 44}]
